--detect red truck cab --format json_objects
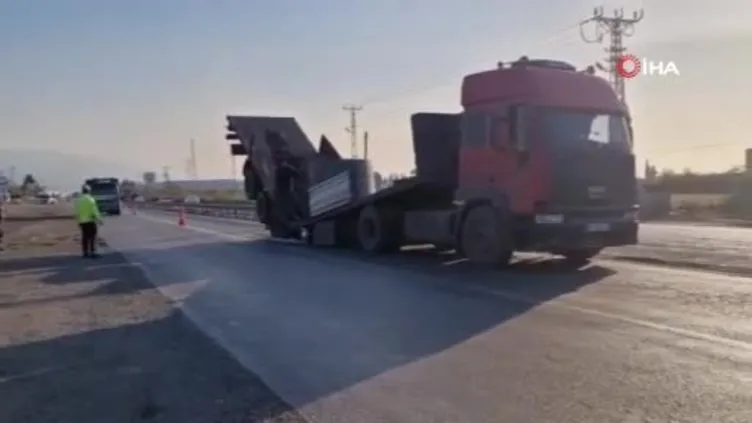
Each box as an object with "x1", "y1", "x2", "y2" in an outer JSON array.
[{"x1": 455, "y1": 58, "x2": 638, "y2": 261}]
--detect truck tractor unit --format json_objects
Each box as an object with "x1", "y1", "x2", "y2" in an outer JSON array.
[
  {"x1": 84, "y1": 177, "x2": 122, "y2": 215},
  {"x1": 226, "y1": 57, "x2": 639, "y2": 266}
]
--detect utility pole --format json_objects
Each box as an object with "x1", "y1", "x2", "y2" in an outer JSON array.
[
  {"x1": 343, "y1": 104, "x2": 363, "y2": 158},
  {"x1": 363, "y1": 131, "x2": 369, "y2": 160},
  {"x1": 580, "y1": 7, "x2": 644, "y2": 103},
  {"x1": 187, "y1": 138, "x2": 198, "y2": 178}
]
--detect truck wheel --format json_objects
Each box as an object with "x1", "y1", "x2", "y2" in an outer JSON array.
[
  {"x1": 255, "y1": 193, "x2": 270, "y2": 224},
  {"x1": 563, "y1": 249, "x2": 601, "y2": 265},
  {"x1": 460, "y1": 205, "x2": 513, "y2": 266},
  {"x1": 269, "y1": 223, "x2": 287, "y2": 238},
  {"x1": 243, "y1": 159, "x2": 257, "y2": 200},
  {"x1": 304, "y1": 226, "x2": 314, "y2": 245},
  {"x1": 356, "y1": 205, "x2": 400, "y2": 253}
]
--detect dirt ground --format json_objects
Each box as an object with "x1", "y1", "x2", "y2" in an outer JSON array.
[{"x1": 0, "y1": 214, "x2": 307, "y2": 423}]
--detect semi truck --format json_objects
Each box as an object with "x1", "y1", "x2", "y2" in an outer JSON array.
[
  {"x1": 226, "y1": 57, "x2": 639, "y2": 266},
  {"x1": 83, "y1": 177, "x2": 121, "y2": 215}
]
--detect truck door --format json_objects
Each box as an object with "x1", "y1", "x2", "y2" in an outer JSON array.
[
  {"x1": 458, "y1": 111, "x2": 496, "y2": 189},
  {"x1": 490, "y1": 105, "x2": 535, "y2": 214},
  {"x1": 459, "y1": 106, "x2": 538, "y2": 214},
  {"x1": 496, "y1": 105, "x2": 544, "y2": 214}
]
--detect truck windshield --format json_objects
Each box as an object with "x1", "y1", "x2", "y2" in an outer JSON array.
[
  {"x1": 88, "y1": 183, "x2": 117, "y2": 196},
  {"x1": 537, "y1": 109, "x2": 631, "y2": 152}
]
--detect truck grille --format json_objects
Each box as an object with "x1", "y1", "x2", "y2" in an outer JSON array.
[{"x1": 550, "y1": 146, "x2": 636, "y2": 208}]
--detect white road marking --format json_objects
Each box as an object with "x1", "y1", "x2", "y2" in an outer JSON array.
[
  {"x1": 130, "y1": 212, "x2": 752, "y2": 353},
  {"x1": 134, "y1": 213, "x2": 252, "y2": 241},
  {"x1": 595, "y1": 256, "x2": 752, "y2": 285},
  {"x1": 468, "y1": 285, "x2": 752, "y2": 352}
]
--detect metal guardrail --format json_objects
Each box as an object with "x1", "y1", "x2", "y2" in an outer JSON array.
[{"x1": 138, "y1": 201, "x2": 258, "y2": 221}]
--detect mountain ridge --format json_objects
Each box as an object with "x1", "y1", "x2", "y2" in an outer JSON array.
[{"x1": 0, "y1": 149, "x2": 143, "y2": 191}]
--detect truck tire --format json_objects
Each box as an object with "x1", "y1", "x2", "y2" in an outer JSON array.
[
  {"x1": 460, "y1": 205, "x2": 513, "y2": 266},
  {"x1": 563, "y1": 248, "x2": 601, "y2": 265},
  {"x1": 255, "y1": 192, "x2": 270, "y2": 225},
  {"x1": 244, "y1": 173, "x2": 256, "y2": 200},
  {"x1": 269, "y1": 222, "x2": 287, "y2": 238},
  {"x1": 356, "y1": 205, "x2": 401, "y2": 253},
  {"x1": 243, "y1": 159, "x2": 258, "y2": 200},
  {"x1": 304, "y1": 226, "x2": 314, "y2": 245}
]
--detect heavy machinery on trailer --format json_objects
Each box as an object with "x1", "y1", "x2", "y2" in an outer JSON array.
[{"x1": 226, "y1": 57, "x2": 639, "y2": 266}]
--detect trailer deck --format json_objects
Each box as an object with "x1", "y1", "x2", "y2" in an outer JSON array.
[{"x1": 297, "y1": 176, "x2": 453, "y2": 228}]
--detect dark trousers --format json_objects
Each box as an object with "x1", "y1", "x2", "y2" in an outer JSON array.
[{"x1": 79, "y1": 222, "x2": 98, "y2": 256}]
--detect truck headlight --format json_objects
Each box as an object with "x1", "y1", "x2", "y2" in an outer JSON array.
[{"x1": 535, "y1": 214, "x2": 564, "y2": 224}]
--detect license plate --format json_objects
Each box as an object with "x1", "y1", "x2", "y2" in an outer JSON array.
[{"x1": 586, "y1": 222, "x2": 610, "y2": 232}]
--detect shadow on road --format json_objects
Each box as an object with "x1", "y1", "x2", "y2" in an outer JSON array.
[
  {"x1": 0, "y1": 310, "x2": 302, "y2": 423},
  {"x1": 0, "y1": 252, "x2": 152, "y2": 310},
  {"x1": 0, "y1": 249, "x2": 304, "y2": 423},
  {"x1": 1, "y1": 230, "x2": 616, "y2": 412},
  {"x1": 245, "y1": 239, "x2": 616, "y2": 305},
  {"x1": 113, "y1": 236, "x2": 616, "y2": 406}
]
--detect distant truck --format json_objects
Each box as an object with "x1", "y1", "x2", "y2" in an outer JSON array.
[
  {"x1": 84, "y1": 177, "x2": 121, "y2": 215},
  {"x1": 227, "y1": 57, "x2": 639, "y2": 266}
]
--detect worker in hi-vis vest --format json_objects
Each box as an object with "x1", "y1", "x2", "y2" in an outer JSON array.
[{"x1": 74, "y1": 184, "x2": 102, "y2": 258}]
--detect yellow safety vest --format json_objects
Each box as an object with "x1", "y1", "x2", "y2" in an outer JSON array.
[{"x1": 74, "y1": 194, "x2": 102, "y2": 224}]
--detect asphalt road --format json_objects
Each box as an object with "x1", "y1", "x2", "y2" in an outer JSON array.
[
  {"x1": 603, "y1": 222, "x2": 752, "y2": 274},
  {"x1": 96, "y1": 209, "x2": 752, "y2": 423},
  {"x1": 144, "y1": 204, "x2": 752, "y2": 275}
]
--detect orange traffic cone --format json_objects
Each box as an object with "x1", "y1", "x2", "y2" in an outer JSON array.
[{"x1": 178, "y1": 208, "x2": 186, "y2": 227}]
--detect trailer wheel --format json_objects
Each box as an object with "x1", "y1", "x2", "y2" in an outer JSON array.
[
  {"x1": 255, "y1": 192, "x2": 270, "y2": 224},
  {"x1": 357, "y1": 205, "x2": 400, "y2": 253},
  {"x1": 460, "y1": 205, "x2": 513, "y2": 266},
  {"x1": 244, "y1": 172, "x2": 256, "y2": 200}
]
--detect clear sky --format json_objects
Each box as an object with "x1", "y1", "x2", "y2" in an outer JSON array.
[{"x1": 1, "y1": 0, "x2": 750, "y2": 181}]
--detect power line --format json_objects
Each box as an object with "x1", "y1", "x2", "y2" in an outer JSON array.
[
  {"x1": 343, "y1": 104, "x2": 363, "y2": 158},
  {"x1": 357, "y1": 21, "x2": 583, "y2": 108},
  {"x1": 580, "y1": 7, "x2": 644, "y2": 103},
  {"x1": 322, "y1": 21, "x2": 585, "y2": 160}
]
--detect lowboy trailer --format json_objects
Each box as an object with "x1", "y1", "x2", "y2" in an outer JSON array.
[{"x1": 226, "y1": 57, "x2": 639, "y2": 266}]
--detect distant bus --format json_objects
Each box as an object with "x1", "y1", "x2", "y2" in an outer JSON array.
[{"x1": 84, "y1": 177, "x2": 121, "y2": 215}]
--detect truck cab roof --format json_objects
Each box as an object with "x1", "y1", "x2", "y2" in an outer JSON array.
[{"x1": 461, "y1": 58, "x2": 627, "y2": 114}]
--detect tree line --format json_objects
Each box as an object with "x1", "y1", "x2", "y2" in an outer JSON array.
[
  {"x1": 3, "y1": 173, "x2": 47, "y2": 198},
  {"x1": 644, "y1": 165, "x2": 750, "y2": 194}
]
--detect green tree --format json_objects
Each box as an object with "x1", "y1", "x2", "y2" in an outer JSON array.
[{"x1": 21, "y1": 174, "x2": 40, "y2": 196}]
